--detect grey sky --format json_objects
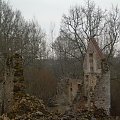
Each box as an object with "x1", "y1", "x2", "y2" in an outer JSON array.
[{"x1": 4, "y1": 0, "x2": 120, "y2": 38}]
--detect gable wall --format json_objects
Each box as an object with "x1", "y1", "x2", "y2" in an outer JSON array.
[
  {"x1": 83, "y1": 40, "x2": 111, "y2": 115},
  {"x1": 84, "y1": 40, "x2": 102, "y2": 74}
]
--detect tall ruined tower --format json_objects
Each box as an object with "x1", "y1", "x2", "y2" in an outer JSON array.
[
  {"x1": 3, "y1": 53, "x2": 24, "y2": 113},
  {"x1": 83, "y1": 38, "x2": 111, "y2": 114}
]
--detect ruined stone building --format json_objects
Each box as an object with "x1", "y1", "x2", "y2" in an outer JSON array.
[
  {"x1": 51, "y1": 38, "x2": 111, "y2": 115},
  {"x1": 83, "y1": 38, "x2": 111, "y2": 114}
]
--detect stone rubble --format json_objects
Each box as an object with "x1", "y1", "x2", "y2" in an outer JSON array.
[{"x1": 0, "y1": 94, "x2": 113, "y2": 120}]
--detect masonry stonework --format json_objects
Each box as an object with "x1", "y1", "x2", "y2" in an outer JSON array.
[
  {"x1": 83, "y1": 38, "x2": 111, "y2": 114},
  {"x1": 3, "y1": 53, "x2": 24, "y2": 113},
  {"x1": 57, "y1": 78, "x2": 82, "y2": 104},
  {"x1": 94, "y1": 71, "x2": 111, "y2": 114}
]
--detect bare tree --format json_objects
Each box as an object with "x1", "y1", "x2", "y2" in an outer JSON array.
[
  {"x1": 53, "y1": 0, "x2": 120, "y2": 63},
  {"x1": 102, "y1": 6, "x2": 120, "y2": 61},
  {"x1": 0, "y1": 0, "x2": 47, "y2": 73}
]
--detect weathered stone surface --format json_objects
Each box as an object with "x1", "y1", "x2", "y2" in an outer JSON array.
[
  {"x1": 94, "y1": 71, "x2": 111, "y2": 115},
  {"x1": 83, "y1": 38, "x2": 111, "y2": 114},
  {"x1": 3, "y1": 53, "x2": 25, "y2": 114}
]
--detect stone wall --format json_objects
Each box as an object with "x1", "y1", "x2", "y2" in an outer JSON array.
[
  {"x1": 55, "y1": 78, "x2": 82, "y2": 110},
  {"x1": 3, "y1": 53, "x2": 24, "y2": 113},
  {"x1": 0, "y1": 83, "x2": 4, "y2": 115},
  {"x1": 84, "y1": 70, "x2": 111, "y2": 115},
  {"x1": 67, "y1": 79, "x2": 82, "y2": 104},
  {"x1": 83, "y1": 39, "x2": 111, "y2": 114},
  {"x1": 4, "y1": 56, "x2": 14, "y2": 113},
  {"x1": 94, "y1": 71, "x2": 111, "y2": 115}
]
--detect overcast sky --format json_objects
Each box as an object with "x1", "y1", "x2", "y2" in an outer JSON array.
[{"x1": 4, "y1": 0, "x2": 120, "y2": 38}]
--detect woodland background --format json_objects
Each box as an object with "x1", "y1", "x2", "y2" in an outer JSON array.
[{"x1": 0, "y1": 0, "x2": 120, "y2": 115}]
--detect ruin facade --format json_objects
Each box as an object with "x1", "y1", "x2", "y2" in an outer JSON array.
[
  {"x1": 83, "y1": 38, "x2": 111, "y2": 114},
  {"x1": 56, "y1": 78, "x2": 82, "y2": 106},
  {"x1": 66, "y1": 78, "x2": 82, "y2": 104}
]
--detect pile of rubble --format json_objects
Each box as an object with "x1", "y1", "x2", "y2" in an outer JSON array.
[
  {"x1": 0, "y1": 93, "x2": 61, "y2": 120},
  {"x1": 9, "y1": 93, "x2": 48, "y2": 119},
  {"x1": 0, "y1": 94, "x2": 113, "y2": 120},
  {"x1": 60, "y1": 107, "x2": 111, "y2": 120}
]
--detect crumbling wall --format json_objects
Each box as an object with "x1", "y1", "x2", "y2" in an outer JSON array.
[
  {"x1": 94, "y1": 71, "x2": 111, "y2": 115},
  {"x1": 0, "y1": 83, "x2": 4, "y2": 115},
  {"x1": 57, "y1": 78, "x2": 82, "y2": 105},
  {"x1": 67, "y1": 79, "x2": 82, "y2": 104},
  {"x1": 4, "y1": 56, "x2": 14, "y2": 113},
  {"x1": 4, "y1": 53, "x2": 24, "y2": 113},
  {"x1": 12, "y1": 53, "x2": 25, "y2": 95},
  {"x1": 83, "y1": 61, "x2": 111, "y2": 114}
]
